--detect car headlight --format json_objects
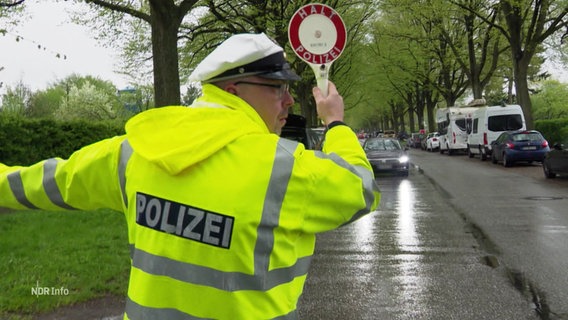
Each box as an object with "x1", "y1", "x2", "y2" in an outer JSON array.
[{"x1": 399, "y1": 155, "x2": 409, "y2": 163}]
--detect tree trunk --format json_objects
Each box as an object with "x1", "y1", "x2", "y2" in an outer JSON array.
[
  {"x1": 470, "y1": 74, "x2": 483, "y2": 99},
  {"x1": 513, "y1": 56, "x2": 534, "y2": 129},
  {"x1": 149, "y1": 2, "x2": 181, "y2": 107},
  {"x1": 408, "y1": 106, "x2": 416, "y2": 133}
]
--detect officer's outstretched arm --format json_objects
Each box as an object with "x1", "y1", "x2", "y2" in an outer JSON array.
[{"x1": 0, "y1": 136, "x2": 125, "y2": 212}]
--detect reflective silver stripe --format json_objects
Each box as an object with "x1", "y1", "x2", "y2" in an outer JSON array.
[
  {"x1": 126, "y1": 297, "x2": 206, "y2": 320},
  {"x1": 130, "y1": 138, "x2": 312, "y2": 292},
  {"x1": 118, "y1": 140, "x2": 133, "y2": 208},
  {"x1": 254, "y1": 138, "x2": 296, "y2": 274},
  {"x1": 7, "y1": 171, "x2": 38, "y2": 209},
  {"x1": 132, "y1": 247, "x2": 312, "y2": 291},
  {"x1": 273, "y1": 310, "x2": 298, "y2": 320},
  {"x1": 129, "y1": 243, "x2": 135, "y2": 259},
  {"x1": 43, "y1": 159, "x2": 76, "y2": 210},
  {"x1": 315, "y1": 151, "x2": 378, "y2": 224},
  {"x1": 125, "y1": 296, "x2": 298, "y2": 320}
]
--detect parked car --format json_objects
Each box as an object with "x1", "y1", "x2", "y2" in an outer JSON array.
[
  {"x1": 363, "y1": 137, "x2": 409, "y2": 176},
  {"x1": 543, "y1": 142, "x2": 568, "y2": 178},
  {"x1": 281, "y1": 114, "x2": 322, "y2": 150},
  {"x1": 490, "y1": 130, "x2": 549, "y2": 167},
  {"x1": 409, "y1": 133, "x2": 425, "y2": 148},
  {"x1": 426, "y1": 132, "x2": 440, "y2": 152},
  {"x1": 383, "y1": 130, "x2": 396, "y2": 138}
]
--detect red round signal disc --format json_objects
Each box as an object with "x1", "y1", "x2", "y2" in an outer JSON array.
[{"x1": 288, "y1": 3, "x2": 346, "y2": 65}]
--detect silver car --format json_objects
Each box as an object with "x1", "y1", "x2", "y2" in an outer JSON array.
[{"x1": 363, "y1": 137, "x2": 409, "y2": 176}]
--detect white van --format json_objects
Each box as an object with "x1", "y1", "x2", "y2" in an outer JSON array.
[
  {"x1": 467, "y1": 104, "x2": 526, "y2": 160},
  {"x1": 437, "y1": 107, "x2": 478, "y2": 155}
]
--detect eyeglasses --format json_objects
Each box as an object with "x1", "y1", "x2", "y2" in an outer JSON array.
[{"x1": 234, "y1": 81, "x2": 289, "y2": 99}]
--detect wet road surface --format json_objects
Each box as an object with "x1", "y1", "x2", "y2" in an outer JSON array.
[
  {"x1": 298, "y1": 158, "x2": 541, "y2": 319},
  {"x1": 410, "y1": 149, "x2": 568, "y2": 319}
]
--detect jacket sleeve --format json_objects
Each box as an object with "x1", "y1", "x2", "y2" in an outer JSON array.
[
  {"x1": 297, "y1": 125, "x2": 380, "y2": 234},
  {"x1": 0, "y1": 136, "x2": 126, "y2": 213}
]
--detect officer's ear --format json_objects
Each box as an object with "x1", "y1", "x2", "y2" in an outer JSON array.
[
  {"x1": 225, "y1": 83, "x2": 238, "y2": 96},
  {"x1": 212, "y1": 80, "x2": 238, "y2": 96}
]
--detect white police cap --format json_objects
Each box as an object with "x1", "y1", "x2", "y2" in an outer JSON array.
[{"x1": 188, "y1": 33, "x2": 301, "y2": 83}]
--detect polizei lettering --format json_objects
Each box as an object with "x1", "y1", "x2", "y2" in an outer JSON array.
[{"x1": 136, "y1": 192, "x2": 234, "y2": 249}]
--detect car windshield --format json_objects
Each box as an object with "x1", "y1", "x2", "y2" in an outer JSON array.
[
  {"x1": 512, "y1": 132, "x2": 542, "y2": 142},
  {"x1": 365, "y1": 139, "x2": 401, "y2": 151}
]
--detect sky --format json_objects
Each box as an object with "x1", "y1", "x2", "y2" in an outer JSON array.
[{"x1": 0, "y1": 0, "x2": 129, "y2": 94}]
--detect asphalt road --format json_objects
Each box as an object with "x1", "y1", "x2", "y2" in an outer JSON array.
[{"x1": 298, "y1": 148, "x2": 568, "y2": 320}]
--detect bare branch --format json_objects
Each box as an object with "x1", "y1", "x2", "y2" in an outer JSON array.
[
  {"x1": 0, "y1": 0, "x2": 24, "y2": 7},
  {"x1": 83, "y1": 0, "x2": 151, "y2": 22}
]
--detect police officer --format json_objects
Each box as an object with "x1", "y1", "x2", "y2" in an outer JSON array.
[{"x1": 0, "y1": 33, "x2": 380, "y2": 319}]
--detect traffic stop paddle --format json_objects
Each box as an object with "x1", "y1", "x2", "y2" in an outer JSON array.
[{"x1": 288, "y1": 3, "x2": 346, "y2": 97}]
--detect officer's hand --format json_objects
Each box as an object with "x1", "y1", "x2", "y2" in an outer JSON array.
[{"x1": 312, "y1": 81, "x2": 344, "y2": 126}]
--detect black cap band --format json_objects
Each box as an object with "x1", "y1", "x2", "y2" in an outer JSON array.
[{"x1": 209, "y1": 52, "x2": 301, "y2": 82}]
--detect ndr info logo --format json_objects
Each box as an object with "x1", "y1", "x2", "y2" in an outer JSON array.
[{"x1": 31, "y1": 281, "x2": 69, "y2": 297}]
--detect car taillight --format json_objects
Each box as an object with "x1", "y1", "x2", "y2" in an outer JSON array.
[
  {"x1": 506, "y1": 142, "x2": 514, "y2": 149},
  {"x1": 542, "y1": 140, "x2": 549, "y2": 148},
  {"x1": 483, "y1": 132, "x2": 487, "y2": 145},
  {"x1": 453, "y1": 132, "x2": 456, "y2": 144}
]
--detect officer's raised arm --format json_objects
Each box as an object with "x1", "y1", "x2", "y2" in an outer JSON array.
[{"x1": 312, "y1": 81, "x2": 344, "y2": 126}]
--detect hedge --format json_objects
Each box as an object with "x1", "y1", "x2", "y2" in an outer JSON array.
[
  {"x1": 0, "y1": 116, "x2": 125, "y2": 166},
  {"x1": 534, "y1": 118, "x2": 568, "y2": 146}
]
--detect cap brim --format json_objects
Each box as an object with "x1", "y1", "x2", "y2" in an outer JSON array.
[{"x1": 257, "y1": 69, "x2": 302, "y2": 81}]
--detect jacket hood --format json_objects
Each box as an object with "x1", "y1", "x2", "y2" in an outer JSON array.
[{"x1": 125, "y1": 84, "x2": 270, "y2": 175}]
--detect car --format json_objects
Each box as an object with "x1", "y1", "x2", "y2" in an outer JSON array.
[
  {"x1": 363, "y1": 137, "x2": 409, "y2": 176},
  {"x1": 490, "y1": 130, "x2": 550, "y2": 167},
  {"x1": 383, "y1": 130, "x2": 396, "y2": 138},
  {"x1": 426, "y1": 132, "x2": 440, "y2": 152},
  {"x1": 409, "y1": 132, "x2": 425, "y2": 148},
  {"x1": 281, "y1": 114, "x2": 322, "y2": 150},
  {"x1": 543, "y1": 142, "x2": 568, "y2": 178}
]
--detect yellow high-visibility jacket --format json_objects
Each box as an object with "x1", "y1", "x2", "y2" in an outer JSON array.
[{"x1": 0, "y1": 84, "x2": 380, "y2": 319}]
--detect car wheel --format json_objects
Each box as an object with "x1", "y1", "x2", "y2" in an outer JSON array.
[
  {"x1": 467, "y1": 145, "x2": 474, "y2": 158},
  {"x1": 503, "y1": 154, "x2": 512, "y2": 167},
  {"x1": 543, "y1": 161, "x2": 556, "y2": 179},
  {"x1": 491, "y1": 153, "x2": 498, "y2": 164},
  {"x1": 448, "y1": 147, "x2": 453, "y2": 156}
]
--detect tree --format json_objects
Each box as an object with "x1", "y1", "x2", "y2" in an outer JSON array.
[
  {"x1": 446, "y1": 0, "x2": 508, "y2": 99},
  {"x1": 0, "y1": 81, "x2": 32, "y2": 115},
  {"x1": 371, "y1": 0, "x2": 445, "y2": 132},
  {"x1": 54, "y1": 80, "x2": 121, "y2": 121},
  {"x1": 459, "y1": 0, "x2": 568, "y2": 129},
  {"x1": 27, "y1": 86, "x2": 66, "y2": 118},
  {"x1": 0, "y1": 0, "x2": 24, "y2": 7},
  {"x1": 531, "y1": 79, "x2": 568, "y2": 120},
  {"x1": 75, "y1": 0, "x2": 199, "y2": 107}
]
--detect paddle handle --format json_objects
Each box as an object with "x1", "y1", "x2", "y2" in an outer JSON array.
[{"x1": 312, "y1": 63, "x2": 330, "y2": 97}]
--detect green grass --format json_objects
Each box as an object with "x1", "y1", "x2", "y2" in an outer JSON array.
[{"x1": 0, "y1": 209, "x2": 130, "y2": 318}]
